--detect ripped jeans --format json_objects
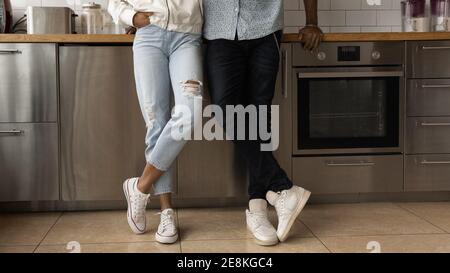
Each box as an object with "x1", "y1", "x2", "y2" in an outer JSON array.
[{"x1": 133, "y1": 25, "x2": 203, "y2": 195}]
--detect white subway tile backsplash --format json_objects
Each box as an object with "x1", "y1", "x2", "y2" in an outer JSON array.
[
  {"x1": 330, "y1": 26, "x2": 361, "y2": 32},
  {"x1": 285, "y1": 0, "x2": 299, "y2": 10},
  {"x1": 360, "y1": 26, "x2": 392, "y2": 32},
  {"x1": 10, "y1": 0, "x2": 405, "y2": 33},
  {"x1": 331, "y1": 0, "x2": 362, "y2": 10},
  {"x1": 346, "y1": 10, "x2": 377, "y2": 26},
  {"x1": 284, "y1": 10, "x2": 305, "y2": 26},
  {"x1": 377, "y1": 10, "x2": 402, "y2": 25},
  {"x1": 361, "y1": 0, "x2": 393, "y2": 9},
  {"x1": 299, "y1": 0, "x2": 331, "y2": 11},
  {"x1": 318, "y1": 11, "x2": 346, "y2": 26}
]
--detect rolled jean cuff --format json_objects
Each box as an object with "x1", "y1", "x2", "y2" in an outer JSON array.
[
  {"x1": 147, "y1": 157, "x2": 170, "y2": 172},
  {"x1": 152, "y1": 189, "x2": 173, "y2": 196}
]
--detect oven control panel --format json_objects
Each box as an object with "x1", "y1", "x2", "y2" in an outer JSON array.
[
  {"x1": 292, "y1": 42, "x2": 404, "y2": 67},
  {"x1": 338, "y1": 46, "x2": 360, "y2": 62}
]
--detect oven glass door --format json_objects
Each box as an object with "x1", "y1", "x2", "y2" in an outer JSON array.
[{"x1": 295, "y1": 68, "x2": 402, "y2": 154}]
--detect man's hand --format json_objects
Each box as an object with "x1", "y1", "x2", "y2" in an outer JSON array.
[
  {"x1": 126, "y1": 27, "x2": 137, "y2": 34},
  {"x1": 132, "y1": 12, "x2": 153, "y2": 28},
  {"x1": 299, "y1": 25, "x2": 323, "y2": 51}
]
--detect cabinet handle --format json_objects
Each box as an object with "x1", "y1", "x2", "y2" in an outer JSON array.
[
  {"x1": 0, "y1": 49, "x2": 22, "y2": 54},
  {"x1": 421, "y1": 84, "x2": 450, "y2": 88},
  {"x1": 281, "y1": 49, "x2": 289, "y2": 99},
  {"x1": 0, "y1": 130, "x2": 24, "y2": 135},
  {"x1": 421, "y1": 160, "x2": 450, "y2": 165},
  {"x1": 421, "y1": 46, "x2": 450, "y2": 50},
  {"x1": 419, "y1": 122, "x2": 450, "y2": 127},
  {"x1": 326, "y1": 162, "x2": 375, "y2": 167}
]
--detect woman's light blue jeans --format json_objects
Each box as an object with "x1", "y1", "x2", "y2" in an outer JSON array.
[{"x1": 133, "y1": 25, "x2": 203, "y2": 195}]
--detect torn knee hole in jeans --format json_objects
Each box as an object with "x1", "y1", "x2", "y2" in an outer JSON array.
[
  {"x1": 180, "y1": 80, "x2": 202, "y2": 98},
  {"x1": 144, "y1": 103, "x2": 156, "y2": 129}
]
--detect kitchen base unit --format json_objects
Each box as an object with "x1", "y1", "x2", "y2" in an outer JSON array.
[
  {"x1": 59, "y1": 45, "x2": 148, "y2": 201},
  {"x1": 0, "y1": 123, "x2": 59, "y2": 201},
  {"x1": 292, "y1": 155, "x2": 404, "y2": 194}
]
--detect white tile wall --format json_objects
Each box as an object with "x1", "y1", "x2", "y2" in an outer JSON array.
[{"x1": 11, "y1": 0, "x2": 404, "y2": 33}]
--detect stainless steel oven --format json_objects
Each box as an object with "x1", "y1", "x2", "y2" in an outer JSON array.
[{"x1": 292, "y1": 42, "x2": 405, "y2": 156}]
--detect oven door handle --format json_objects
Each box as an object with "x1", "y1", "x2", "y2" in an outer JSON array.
[
  {"x1": 298, "y1": 71, "x2": 404, "y2": 79},
  {"x1": 326, "y1": 161, "x2": 376, "y2": 167}
]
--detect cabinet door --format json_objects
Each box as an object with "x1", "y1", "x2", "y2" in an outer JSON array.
[
  {"x1": 272, "y1": 44, "x2": 293, "y2": 180},
  {"x1": 0, "y1": 123, "x2": 59, "y2": 201},
  {"x1": 177, "y1": 86, "x2": 248, "y2": 199},
  {"x1": 59, "y1": 46, "x2": 149, "y2": 201},
  {"x1": 407, "y1": 41, "x2": 450, "y2": 78},
  {"x1": 0, "y1": 43, "x2": 57, "y2": 122},
  {"x1": 406, "y1": 117, "x2": 450, "y2": 154},
  {"x1": 293, "y1": 155, "x2": 403, "y2": 194},
  {"x1": 406, "y1": 155, "x2": 450, "y2": 191},
  {"x1": 407, "y1": 79, "x2": 450, "y2": 117}
]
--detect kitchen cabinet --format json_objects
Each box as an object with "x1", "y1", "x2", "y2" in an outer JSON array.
[
  {"x1": 177, "y1": 84, "x2": 249, "y2": 199},
  {"x1": 0, "y1": 123, "x2": 59, "y2": 201},
  {"x1": 407, "y1": 41, "x2": 450, "y2": 79},
  {"x1": 0, "y1": 44, "x2": 57, "y2": 123},
  {"x1": 405, "y1": 41, "x2": 450, "y2": 192},
  {"x1": 293, "y1": 155, "x2": 403, "y2": 194},
  {"x1": 406, "y1": 155, "x2": 450, "y2": 191},
  {"x1": 0, "y1": 43, "x2": 59, "y2": 202},
  {"x1": 59, "y1": 45, "x2": 148, "y2": 201}
]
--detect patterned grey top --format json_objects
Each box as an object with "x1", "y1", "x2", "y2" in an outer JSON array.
[{"x1": 203, "y1": 0, "x2": 284, "y2": 40}]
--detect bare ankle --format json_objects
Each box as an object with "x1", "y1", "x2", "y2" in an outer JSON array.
[{"x1": 137, "y1": 178, "x2": 151, "y2": 194}]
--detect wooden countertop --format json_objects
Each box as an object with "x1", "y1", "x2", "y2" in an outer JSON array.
[{"x1": 1, "y1": 32, "x2": 450, "y2": 43}]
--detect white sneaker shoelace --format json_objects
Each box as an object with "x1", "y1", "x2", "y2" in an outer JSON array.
[
  {"x1": 248, "y1": 211, "x2": 271, "y2": 230},
  {"x1": 158, "y1": 211, "x2": 176, "y2": 234},
  {"x1": 131, "y1": 194, "x2": 148, "y2": 220}
]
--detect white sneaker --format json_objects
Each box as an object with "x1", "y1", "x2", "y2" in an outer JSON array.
[
  {"x1": 246, "y1": 199, "x2": 278, "y2": 246},
  {"x1": 266, "y1": 186, "x2": 311, "y2": 242},
  {"x1": 155, "y1": 208, "x2": 178, "y2": 244},
  {"x1": 123, "y1": 178, "x2": 150, "y2": 234}
]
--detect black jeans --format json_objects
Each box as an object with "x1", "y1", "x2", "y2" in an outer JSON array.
[{"x1": 206, "y1": 31, "x2": 293, "y2": 200}]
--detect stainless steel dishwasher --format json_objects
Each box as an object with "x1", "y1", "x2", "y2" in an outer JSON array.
[{"x1": 59, "y1": 45, "x2": 148, "y2": 201}]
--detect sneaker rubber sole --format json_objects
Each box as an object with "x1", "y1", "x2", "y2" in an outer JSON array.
[
  {"x1": 155, "y1": 232, "x2": 179, "y2": 244},
  {"x1": 247, "y1": 225, "x2": 279, "y2": 246}
]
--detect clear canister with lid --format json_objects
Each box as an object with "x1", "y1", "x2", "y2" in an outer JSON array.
[
  {"x1": 431, "y1": 0, "x2": 448, "y2": 31},
  {"x1": 81, "y1": 2, "x2": 104, "y2": 34},
  {"x1": 446, "y1": 0, "x2": 450, "y2": 31},
  {"x1": 402, "y1": 0, "x2": 430, "y2": 32}
]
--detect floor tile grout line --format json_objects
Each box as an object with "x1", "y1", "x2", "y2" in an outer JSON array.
[
  {"x1": 316, "y1": 233, "x2": 450, "y2": 239},
  {"x1": 297, "y1": 219, "x2": 333, "y2": 253},
  {"x1": 32, "y1": 211, "x2": 64, "y2": 253},
  {"x1": 393, "y1": 203, "x2": 449, "y2": 234},
  {"x1": 307, "y1": 232, "x2": 448, "y2": 238},
  {"x1": 176, "y1": 208, "x2": 183, "y2": 253}
]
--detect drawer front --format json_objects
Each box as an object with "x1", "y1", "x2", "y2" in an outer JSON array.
[
  {"x1": 406, "y1": 117, "x2": 450, "y2": 154},
  {"x1": 407, "y1": 41, "x2": 450, "y2": 78},
  {"x1": 407, "y1": 79, "x2": 450, "y2": 116},
  {"x1": 0, "y1": 123, "x2": 59, "y2": 201},
  {"x1": 405, "y1": 155, "x2": 450, "y2": 191},
  {"x1": 0, "y1": 43, "x2": 57, "y2": 122},
  {"x1": 292, "y1": 155, "x2": 403, "y2": 194}
]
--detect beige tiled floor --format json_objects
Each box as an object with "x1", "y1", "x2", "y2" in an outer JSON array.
[{"x1": 1, "y1": 202, "x2": 450, "y2": 253}]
